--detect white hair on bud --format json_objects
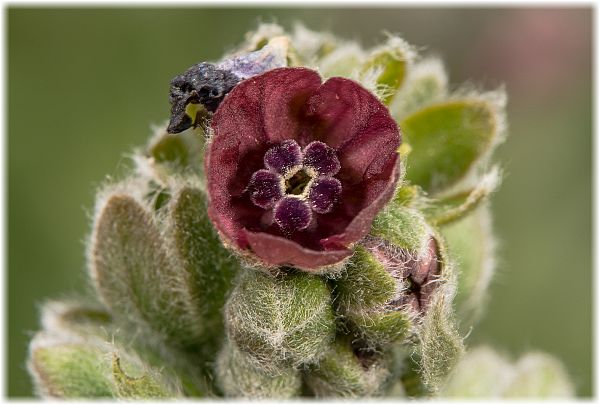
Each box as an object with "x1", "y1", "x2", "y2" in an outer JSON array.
[
  {"x1": 380, "y1": 33, "x2": 417, "y2": 65},
  {"x1": 243, "y1": 22, "x2": 286, "y2": 51},
  {"x1": 317, "y1": 42, "x2": 365, "y2": 78},
  {"x1": 291, "y1": 23, "x2": 337, "y2": 65},
  {"x1": 359, "y1": 65, "x2": 390, "y2": 100},
  {"x1": 411, "y1": 57, "x2": 448, "y2": 88}
]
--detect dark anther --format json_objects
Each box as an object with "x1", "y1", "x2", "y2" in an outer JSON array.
[
  {"x1": 167, "y1": 62, "x2": 241, "y2": 133},
  {"x1": 285, "y1": 169, "x2": 312, "y2": 195}
]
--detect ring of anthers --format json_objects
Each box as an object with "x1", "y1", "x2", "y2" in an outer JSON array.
[{"x1": 245, "y1": 139, "x2": 342, "y2": 233}]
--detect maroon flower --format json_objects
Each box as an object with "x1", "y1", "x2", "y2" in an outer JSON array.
[{"x1": 205, "y1": 67, "x2": 401, "y2": 270}]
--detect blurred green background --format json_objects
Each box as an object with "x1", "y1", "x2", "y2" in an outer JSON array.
[{"x1": 8, "y1": 7, "x2": 592, "y2": 397}]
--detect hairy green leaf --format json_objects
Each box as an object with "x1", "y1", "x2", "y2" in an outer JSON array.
[
  {"x1": 441, "y1": 206, "x2": 496, "y2": 324},
  {"x1": 361, "y1": 36, "x2": 414, "y2": 104},
  {"x1": 165, "y1": 186, "x2": 239, "y2": 350},
  {"x1": 419, "y1": 293, "x2": 465, "y2": 392},
  {"x1": 89, "y1": 193, "x2": 203, "y2": 346},
  {"x1": 401, "y1": 98, "x2": 503, "y2": 193},
  {"x1": 40, "y1": 300, "x2": 111, "y2": 338},
  {"x1": 426, "y1": 166, "x2": 500, "y2": 226},
  {"x1": 29, "y1": 342, "x2": 113, "y2": 398},
  {"x1": 391, "y1": 58, "x2": 448, "y2": 119}
]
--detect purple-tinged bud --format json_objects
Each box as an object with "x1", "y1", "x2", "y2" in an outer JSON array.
[
  {"x1": 334, "y1": 205, "x2": 446, "y2": 348},
  {"x1": 364, "y1": 236, "x2": 441, "y2": 315}
]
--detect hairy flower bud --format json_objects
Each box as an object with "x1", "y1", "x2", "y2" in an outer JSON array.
[
  {"x1": 364, "y1": 235, "x2": 441, "y2": 314},
  {"x1": 215, "y1": 341, "x2": 301, "y2": 398},
  {"x1": 334, "y1": 204, "x2": 443, "y2": 347},
  {"x1": 336, "y1": 237, "x2": 441, "y2": 348},
  {"x1": 223, "y1": 269, "x2": 335, "y2": 374},
  {"x1": 303, "y1": 337, "x2": 391, "y2": 398}
]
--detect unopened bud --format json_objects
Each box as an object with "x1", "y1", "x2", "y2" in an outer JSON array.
[
  {"x1": 335, "y1": 204, "x2": 444, "y2": 348},
  {"x1": 303, "y1": 337, "x2": 390, "y2": 398},
  {"x1": 215, "y1": 341, "x2": 301, "y2": 399},
  {"x1": 364, "y1": 235, "x2": 441, "y2": 314},
  {"x1": 223, "y1": 269, "x2": 335, "y2": 374}
]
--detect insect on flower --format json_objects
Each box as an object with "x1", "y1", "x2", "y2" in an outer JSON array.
[{"x1": 167, "y1": 38, "x2": 289, "y2": 133}]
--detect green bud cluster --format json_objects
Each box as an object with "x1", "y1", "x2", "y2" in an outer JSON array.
[{"x1": 26, "y1": 23, "x2": 573, "y2": 399}]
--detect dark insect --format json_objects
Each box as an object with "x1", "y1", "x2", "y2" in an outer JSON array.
[
  {"x1": 167, "y1": 63, "x2": 240, "y2": 133},
  {"x1": 167, "y1": 40, "x2": 288, "y2": 134}
]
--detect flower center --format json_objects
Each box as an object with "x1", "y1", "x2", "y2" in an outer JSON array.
[
  {"x1": 285, "y1": 169, "x2": 312, "y2": 195},
  {"x1": 246, "y1": 139, "x2": 343, "y2": 233}
]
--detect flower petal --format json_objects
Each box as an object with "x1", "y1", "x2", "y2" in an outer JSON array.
[
  {"x1": 244, "y1": 230, "x2": 351, "y2": 270},
  {"x1": 264, "y1": 139, "x2": 302, "y2": 175},
  {"x1": 321, "y1": 159, "x2": 400, "y2": 250},
  {"x1": 306, "y1": 77, "x2": 388, "y2": 149},
  {"x1": 302, "y1": 141, "x2": 341, "y2": 176},
  {"x1": 206, "y1": 67, "x2": 401, "y2": 271},
  {"x1": 247, "y1": 169, "x2": 284, "y2": 209},
  {"x1": 206, "y1": 73, "x2": 272, "y2": 246},
  {"x1": 206, "y1": 68, "x2": 321, "y2": 249},
  {"x1": 261, "y1": 68, "x2": 323, "y2": 143},
  {"x1": 336, "y1": 111, "x2": 401, "y2": 185},
  {"x1": 274, "y1": 197, "x2": 312, "y2": 232},
  {"x1": 304, "y1": 76, "x2": 401, "y2": 186},
  {"x1": 308, "y1": 177, "x2": 342, "y2": 214}
]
